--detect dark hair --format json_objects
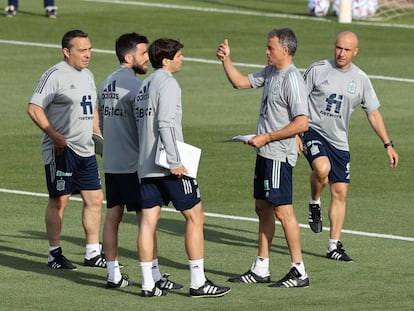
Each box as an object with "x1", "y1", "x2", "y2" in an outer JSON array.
[
  {"x1": 115, "y1": 32, "x2": 149, "y2": 64},
  {"x1": 148, "y1": 38, "x2": 184, "y2": 69},
  {"x1": 61, "y1": 30, "x2": 89, "y2": 49},
  {"x1": 267, "y1": 28, "x2": 298, "y2": 56}
]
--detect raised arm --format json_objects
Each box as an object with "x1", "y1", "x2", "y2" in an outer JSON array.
[{"x1": 216, "y1": 39, "x2": 252, "y2": 90}]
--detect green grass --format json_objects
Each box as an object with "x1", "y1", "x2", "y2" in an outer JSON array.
[{"x1": 1, "y1": 0, "x2": 413, "y2": 310}]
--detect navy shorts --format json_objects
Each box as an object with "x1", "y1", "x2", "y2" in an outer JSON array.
[
  {"x1": 105, "y1": 172, "x2": 141, "y2": 211},
  {"x1": 45, "y1": 148, "x2": 101, "y2": 198},
  {"x1": 303, "y1": 128, "x2": 350, "y2": 183},
  {"x1": 139, "y1": 175, "x2": 201, "y2": 211},
  {"x1": 254, "y1": 155, "x2": 293, "y2": 206}
]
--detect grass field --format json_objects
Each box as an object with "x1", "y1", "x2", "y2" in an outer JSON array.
[{"x1": 1, "y1": 0, "x2": 413, "y2": 310}]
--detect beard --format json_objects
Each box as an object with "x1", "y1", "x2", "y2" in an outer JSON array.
[{"x1": 132, "y1": 62, "x2": 147, "y2": 75}]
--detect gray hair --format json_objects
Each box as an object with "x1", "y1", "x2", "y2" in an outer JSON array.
[{"x1": 267, "y1": 28, "x2": 297, "y2": 56}]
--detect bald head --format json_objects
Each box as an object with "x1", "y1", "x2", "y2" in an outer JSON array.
[{"x1": 334, "y1": 31, "x2": 359, "y2": 70}]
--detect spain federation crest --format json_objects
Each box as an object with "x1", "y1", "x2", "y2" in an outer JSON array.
[
  {"x1": 347, "y1": 81, "x2": 356, "y2": 94},
  {"x1": 56, "y1": 179, "x2": 65, "y2": 191}
]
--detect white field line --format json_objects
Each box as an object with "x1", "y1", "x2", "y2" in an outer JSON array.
[
  {"x1": 1, "y1": 39, "x2": 414, "y2": 84},
  {"x1": 1, "y1": 187, "x2": 413, "y2": 242},
  {"x1": 82, "y1": 0, "x2": 414, "y2": 30}
]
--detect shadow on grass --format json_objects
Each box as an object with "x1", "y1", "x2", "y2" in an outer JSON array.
[{"x1": 0, "y1": 244, "x2": 109, "y2": 288}]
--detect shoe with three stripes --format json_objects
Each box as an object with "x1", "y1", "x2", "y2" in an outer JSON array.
[
  {"x1": 308, "y1": 203, "x2": 323, "y2": 233},
  {"x1": 228, "y1": 269, "x2": 270, "y2": 283},
  {"x1": 83, "y1": 254, "x2": 107, "y2": 268},
  {"x1": 47, "y1": 247, "x2": 77, "y2": 270},
  {"x1": 141, "y1": 285, "x2": 168, "y2": 297},
  {"x1": 189, "y1": 279, "x2": 231, "y2": 298},
  {"x1": 326, "y1": 241, "x2": 353, "y2": 262},
  {"x1": 268, "y1": 267, "x2": 309, "y2": 288},
  {"x1": 156, "y1": 273, "x2": 183, "y2": 290},
  {"x1": 106, "y1": 274, "x2": 130, "y2": 289}
]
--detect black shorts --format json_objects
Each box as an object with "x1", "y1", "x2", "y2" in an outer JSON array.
[
  {"x1": 139, "y1": 175, "x2": 201, "y2": 211},
  {"x1": 303, "y1": 128, "x2": 351, "y2": 183},
  {"x1": 105, "y1": 172, "x2": 141, "y2": 211},
  {"x1": 253, "y1": 155, "x2": 293, "y2": 206},
  {"x1": 45, "y1": 148, "x2": 101, "y2": 198}
]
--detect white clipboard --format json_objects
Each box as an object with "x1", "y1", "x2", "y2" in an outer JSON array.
[{"x1": 155, "y1": 141, "x2": 201, "y2": 178}]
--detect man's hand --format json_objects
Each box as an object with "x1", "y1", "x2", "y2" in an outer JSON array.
[
  {"x1": 170, "y1": 165, "x2": 188, "y2": 178},
  {"x1": 216, "y1": 39, "x2": 230, "y2": 62}
]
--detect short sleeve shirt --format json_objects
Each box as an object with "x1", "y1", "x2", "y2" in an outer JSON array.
[
  {"x1": 303, "y1": 59, "x2": 380, "y2": 151},
  {"x1": 29, "y1": 61, "x2": 97, "y2": 164},
  {"x1": 248, "y1": 64, "x2": 308, "y2": 166}
]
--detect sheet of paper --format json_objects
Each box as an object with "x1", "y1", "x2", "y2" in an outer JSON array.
[
  {"x1": 156, "y1": 141, "x2": 201, "y2": 179},
  {"x1": 230, "y1": 134, "x2": 255, "y2": 142}
]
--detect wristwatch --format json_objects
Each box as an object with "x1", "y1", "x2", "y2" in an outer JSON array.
[{"x1": 383, "y1": 141, "x2": 394, "y2": 149}]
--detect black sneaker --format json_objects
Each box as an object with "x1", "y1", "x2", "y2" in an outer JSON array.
[
  {"x1": 83, "y1": 254, "x2": 107, "y2": 268},
  {"x1": 308, "y1": 203, "x2": 322, "y2": 233},
  {"x1": 326, "y1": 241, "x2": 353, "y2": 262},
  {"x1": 141, "y1": 285, "x2": 168, "y2": 297},
  {"x1": 228, "y1": 269, "x2": 270, "y2": 283},
  {"x1": 190, "y1": 279, "x2": 231, "y2": 298},
  {"x1": 4, "y1": 5, "x2": 17, "y2": 17},
  {"x1": 45, "y1": 6, "x2": 58, "y2": 18},
  {"x1": 47, "y1": 248, "x2": 77, "y2": 270},
  {"x1": 156, "y1": 273, "x2": 183, "y2": 290},
  {"x1": 268, "y1": 267, "x2": 309, "y2": 288},
  {"x1": 106, "y1": 274, "x2": 130, "y2": 289}
]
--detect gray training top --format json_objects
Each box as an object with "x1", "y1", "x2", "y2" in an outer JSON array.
[
  {"x1": 134, "y1": 69, "x2": 184, "y2": 179},
  {"x1": 303, "y1": 59, "x2": 380, "y2": 151},
  {"x1": 248, "y1": 63, "x2": 308, "y2": 167},
  {"x1": 97, "y1": 66, "x2": 141, "y2": 173},
  {"x1": 29, "y1": 61, "x2": 97, "y2": 164}
]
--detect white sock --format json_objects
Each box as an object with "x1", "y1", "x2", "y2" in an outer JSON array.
[
  {"x1": 152, "y1": 258, "x2": 162, "y2": 282},
  {"x1": 85, "y1": 243, "x2": 101, "y2": 259},
  {"x1": 328, "y1": 239, "x2": 339, "y2": 252},
  {"x1": 251, "y1": 256, "x2": 270, "y2": 277},
  {"x1": 189, "y1": 259, "x2": 206, "y2": 289},
  {"x1": 140, "y1": 261, "x2": 155, "y2": 291},
  {"x1": 291, "y1": 261, "x2": 307, "y2": 278},
  {"x1": 310, "y1": 198, "x2": 321, "y2": 205},
  {"x1": 48, "y1": 245, "x2": 61, "y2": 261},
  {"x1": 107, "y1": 261, "x2": 121, "y2": 283}
]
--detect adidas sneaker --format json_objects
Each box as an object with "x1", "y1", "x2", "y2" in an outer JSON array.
[
  {"x1": 47, "y1": 247, "x2": 77, "y2": 270},
  {"x1": 45, "y1": 6, "x2": 57, "y2": 18},
  {"x1": 308, "y1": 203, "x2": 322, "y2": 233},
  {"x1": 141, "y1": 285, "x2": 168, "y2": 297},
  {"x1": 156, "y1": 273, "x2": 183, "y2": 290},
  {"x1": 83, "y1": 254, "x2": 107, "y2": 268},
  {"x1": 4, "y1": 5, "x2": 17, "y2": 17},
  {"x1": 106, "y1": 274, "x2": 130, "y2": 289},
  {"x1": 268, "y1": 267, "x2": 309, "y2": 288},
  {"x1": 228, "y1": 269, "x2": 270, "y2": 283},
  {"x1": 189, "y1": 279, "x2": 231, "y2": 298},
  {"x1": 326, "y1": 241, "x2": 353, "y2": 262}
]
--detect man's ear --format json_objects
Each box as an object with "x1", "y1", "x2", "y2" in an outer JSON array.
[
  {"x1": 353, "y1": 47, "x2": 359, "y2": 57},
  {"x1": 63, "y1": 48, "x2": 70, "y2": 58},
  {"x1": 162, "y1": 58, "x2": 170, "y2": 68}
]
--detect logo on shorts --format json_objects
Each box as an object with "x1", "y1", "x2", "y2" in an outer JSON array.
[
  {"x1": 56, "y1": 170, "x2": 72, "y2": 177},
  {"x1": 56, "y1": 179, "x2": 65, "y2": 191},
  {"x1": 310, "y1": 144, "x2": 320, "y2": 156}
]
